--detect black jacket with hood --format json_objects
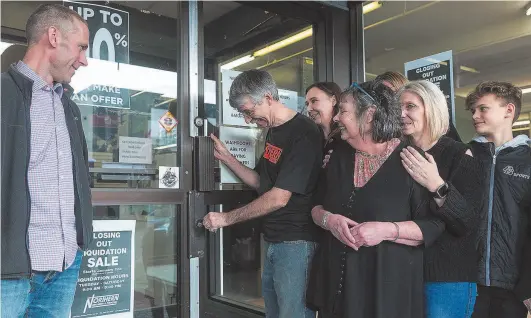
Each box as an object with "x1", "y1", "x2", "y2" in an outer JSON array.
[
  {"x1": 469, "y1": 135, "x2": 531, "y2": 301},
  {"x1": 1, "y1": 65, "x2": 93, "y2": 279}
]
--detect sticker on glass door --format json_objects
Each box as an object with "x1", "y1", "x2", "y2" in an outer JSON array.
[{"x1": 159, "y1": 166, "x2": 179, "y2": 189}]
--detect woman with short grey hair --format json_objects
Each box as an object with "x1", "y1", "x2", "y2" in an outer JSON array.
[
  {"x1": 306, "y1": 81, "x2": 445, "y2": 318},
  {"x1": 398, "y1": 80, "x2": 483, "y2": 318}
]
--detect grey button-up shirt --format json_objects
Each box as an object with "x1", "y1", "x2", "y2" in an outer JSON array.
[{"x1": 15, "y1": 61, "x2": 78, "y2": 272}]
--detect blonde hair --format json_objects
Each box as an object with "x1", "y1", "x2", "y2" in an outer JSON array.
[{"x1": 398, "y1": 80, "x2": 449, "y2": 142}]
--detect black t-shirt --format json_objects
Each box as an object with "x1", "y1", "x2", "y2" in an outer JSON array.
[{"x1": 254, "y1": 113, "x2": 323, "y2": 242}]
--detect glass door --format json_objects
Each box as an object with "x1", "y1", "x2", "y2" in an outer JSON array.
[
  {"x1": 191, "y1": 2, "x2": 353, "y2": 317},
  {"x1": 2, "y1": 1, "x2": 196, "y2": 317}
]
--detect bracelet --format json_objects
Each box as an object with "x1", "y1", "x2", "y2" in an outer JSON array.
[
  {"x1": 390, "y1": 222, "x2": 400, "y2": 242},
  {"x1": 322, "y1": 211, "x2": 332, "y2": 229}
]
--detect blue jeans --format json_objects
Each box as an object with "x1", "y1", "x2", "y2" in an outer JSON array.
[
  {"x1": 262, "y1": 240, "x2": 317, "y2": 318},
  {"x1": 425, "y1": 282, "x2": 477, "y2": 318},
  {"x1": 1, "y1": 250, "x2": 83, "y2": 318}
]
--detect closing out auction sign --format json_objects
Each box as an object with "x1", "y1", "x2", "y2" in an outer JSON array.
[
  {"x1": 65, "y1": 1, "x2": 131, "y2": 109},
  {"x1": 70, "y1": 220, "x2": 135, "y2": 318},
  {"x1": 404, "y1": 50, "x2": 455, "y2": 124}
]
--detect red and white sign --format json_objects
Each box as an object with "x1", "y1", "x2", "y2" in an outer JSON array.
[{"x1": 158, "y1": 111, "x2": 178, "y2": 133}]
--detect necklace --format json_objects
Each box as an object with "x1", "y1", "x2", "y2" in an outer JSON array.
[
  {"x1": 356, "y1": 149, "x2": 387, "y2": 160},
  {"x1": 354, "y1": 139, "x2": 400, "y2": 187}
]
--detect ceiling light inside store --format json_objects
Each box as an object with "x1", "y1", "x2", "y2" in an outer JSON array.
[
  {"x1": 363, "y1": 1, "x2": 382, "y2": 14},
  {"x1": 131, "y1": 91, "x2": 146, "y2": 98},
  {"x1": 526, "y1": 4, "x2": 531, "y2": 16},
  {"x1": 253, "y1": 28, "x2": 312, "y2": 57},
  {"x1": 522, "y1": 87, "x2": 531, "y2": 94},
  {"x1": 513, "y1": 120, "x2": 530, "y2": 127},
  {"x1": 460, "y1": 66, "x2": 480, "y2": 74},
  {"x1": 220, "y1": 55, "x2": 255, "y2": 70}
]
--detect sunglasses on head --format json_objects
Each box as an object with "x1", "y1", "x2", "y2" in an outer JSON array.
[{"x1": 350, "y1": 82, "x2": 376, "y2": 104}]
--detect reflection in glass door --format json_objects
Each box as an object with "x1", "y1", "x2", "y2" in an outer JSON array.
[{"x1": 209, "y1": 204, "x2": 264, "y2": 310}]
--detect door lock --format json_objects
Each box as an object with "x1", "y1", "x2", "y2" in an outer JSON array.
[{"x1": 196, "y1": 219, "x2": 204, "y2": 228}]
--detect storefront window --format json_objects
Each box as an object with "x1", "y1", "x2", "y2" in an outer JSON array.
[
  {"x1": 364, "y1": 1, "x2": 531, "y2": 142},
  {"x1": 1, "y1": 1, "x2": 181, "y2": 189},
  {"x1": 2, "y1": 1, "x2": 183, "y2": 317}
]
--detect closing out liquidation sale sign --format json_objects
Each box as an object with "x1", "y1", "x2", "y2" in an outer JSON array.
[{"x1": 70, "y1": 220, "x2": 135, "y2": 318}]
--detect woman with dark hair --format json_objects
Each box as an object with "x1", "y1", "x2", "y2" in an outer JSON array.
[
  {"x1": 306, "y1": 81, "x2": 445, "y2": 318},
  {"x1": 305, "y1": 82, "x2": 342, "y2": 150}
]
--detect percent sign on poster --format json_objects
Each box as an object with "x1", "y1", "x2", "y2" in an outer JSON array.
[{"x1": 65, "y1": 1, "x2": 130, "y2": 64}]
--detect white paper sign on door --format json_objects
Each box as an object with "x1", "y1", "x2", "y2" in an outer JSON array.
[
  {"x1": 219, "y1": 126, "x2": 260, "y2": 184},
  {"x1": 221, "y1": 69, "x2": 298, "y2": 127},
  {"x1": 221, "y1": 70, "x2": 246, "y2": 126},
  {"x1": 119, "y1": 136, "x2": 152, "y2": 164},
  {"x1": 278, "y1": 89, "x2": 298, "y2": 112}
]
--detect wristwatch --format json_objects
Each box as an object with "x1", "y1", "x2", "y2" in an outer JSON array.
[{"x1": 432, "y1": 182, "x2": 449, "y2": 199}]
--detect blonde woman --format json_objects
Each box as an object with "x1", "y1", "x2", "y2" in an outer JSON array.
[{"x1": 398, "y1": 80, "x2": 484, "y2": 318}]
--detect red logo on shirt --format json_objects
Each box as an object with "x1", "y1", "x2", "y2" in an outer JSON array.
[{"x1": 264, "y1": 143, "x2": 283, "y2": 164}]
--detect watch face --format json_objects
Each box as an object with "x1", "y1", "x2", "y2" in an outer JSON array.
[{"x1": 437, "y1": 183, "x2": 449, "y2": 197}]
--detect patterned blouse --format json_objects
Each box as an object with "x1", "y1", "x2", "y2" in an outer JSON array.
[{"x1": 353, "y1": 138, "x2": 401, "y2": 187}]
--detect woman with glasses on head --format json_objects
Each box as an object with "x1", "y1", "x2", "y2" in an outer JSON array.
[
  {"x1": 306, "y1": 81, "x2": 445, "y2": 318},
  {"x1": 305, "y1": 82, "x2": 342, "y2": 151},
  {"x1": 398, "y1": 80, "x2": 483, "y2": 318}
]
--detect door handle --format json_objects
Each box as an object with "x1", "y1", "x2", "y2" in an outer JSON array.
[{"x1": 196, "y1": 219, "x2": 217, "y2": 233}]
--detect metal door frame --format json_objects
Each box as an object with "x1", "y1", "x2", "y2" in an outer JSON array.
[{"x1": 90, "y1": 1, "x2": 196, "y2": 317}]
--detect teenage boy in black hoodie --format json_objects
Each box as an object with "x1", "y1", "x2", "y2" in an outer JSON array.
[{"x1": 467, "y1": 81, "x2": 531, "y2": 317}]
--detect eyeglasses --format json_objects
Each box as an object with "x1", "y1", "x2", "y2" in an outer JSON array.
[
  {"x1": 236, "y1": 103, "x2": 256, "y2": 117},
  {"x1": 350, "y1": 82, "x2": 376, "y2": 104}
]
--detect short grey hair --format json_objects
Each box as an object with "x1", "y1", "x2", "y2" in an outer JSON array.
[
  {"x1": 340, "y1": 81, "x2": 402, "y2": 143},
  {"x1": 397, "y1": 80, "x2": 449, "y2": 142},
  {"x1": 229, "y1": 69, "x2": 280, "y2": 108},
  {"x1": 26, "y1": 4, "x2": 87, "y2": 45}
]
